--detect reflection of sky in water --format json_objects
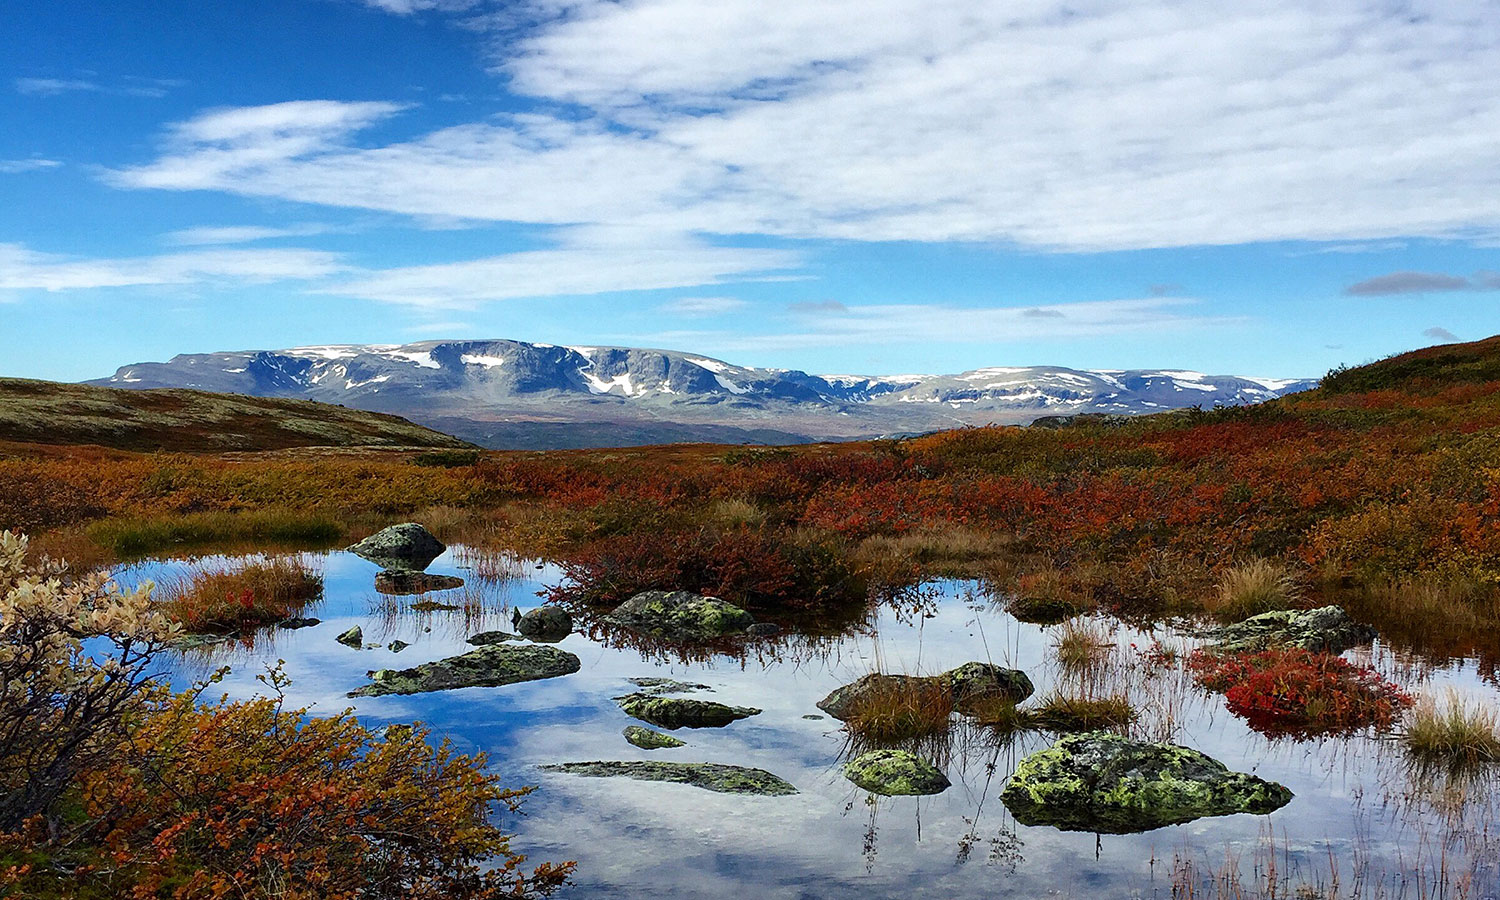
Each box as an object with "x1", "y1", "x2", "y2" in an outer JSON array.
[{"x1": 117, "y1": 548, "x2": 1500, "y2": 898}]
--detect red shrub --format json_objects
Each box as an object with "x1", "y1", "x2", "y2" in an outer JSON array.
[{"x1": 1187, "y1": 647, "x2": 1411, "y2": 736}]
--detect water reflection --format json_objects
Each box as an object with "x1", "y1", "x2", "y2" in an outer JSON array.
[{"x1": 114, "y1": 547, "x2": 1500, "y2": 899}]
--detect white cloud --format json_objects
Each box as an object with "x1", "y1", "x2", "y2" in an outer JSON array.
[
  {"x1": 322, "y1": 227, "x2": 799, "y2": 307},
  {"x1": 15, "y1": 76, "x2": 178, "y2": 98},
  {"x1": 657, "y1": 296, "x2": 748, "y2": 316},
  {"x1": 0, "y1": 158, "x2": 60, "y2": 174},
  {"x1": 111, "y1": 2, "x2": 1500, "y2": 251},
  {"x1": 165, "y1": 224, "x2": 331, "y2": 245},
  {"x1": 648, "y1": 297, "x2": 1222, "y2": 352},
  {"x1": 0, "y1": 244, "x2": 345, "y2": 292}
]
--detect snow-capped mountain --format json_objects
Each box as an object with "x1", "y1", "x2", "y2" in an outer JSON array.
[{"x1": 88, "y1": 340, "x2": 1316, "y2": 448}]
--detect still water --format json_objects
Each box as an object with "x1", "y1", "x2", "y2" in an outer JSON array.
[{"x1": 116, "y1": 547, "x2": 1500, "y2": 899}]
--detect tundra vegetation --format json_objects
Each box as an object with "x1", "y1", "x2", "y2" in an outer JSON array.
[{"x1": 6, "y1": 338, "x2": 1500, "y2": 895}]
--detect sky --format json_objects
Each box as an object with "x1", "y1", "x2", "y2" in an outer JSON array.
[{"x1": 3, "y1": 0, "x2": 1500, "y2": 382}]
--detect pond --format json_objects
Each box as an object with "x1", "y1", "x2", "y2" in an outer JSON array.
[{"x1": 115, "y1": 546, "x2": 1500, "y2": 899}]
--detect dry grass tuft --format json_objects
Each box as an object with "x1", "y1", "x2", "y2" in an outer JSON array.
[
  {"x1": 1404, "y1": 688, "x2": 1500, "y2": 772},
  {"x1": 843, "y1": 677, "x2": 956, "y2": 744},
  {"x1": 1206, "y1": 559, "x2": 1302, "y2": 622},
  {"x1": 1054, "y1": 619, "x2": 1114, "y2": 673},
  {"x1": 157, "y1": 556, "x2": 323, "y2": 632}
]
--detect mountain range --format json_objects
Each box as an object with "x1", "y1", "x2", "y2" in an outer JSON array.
[{"x1": 88, "y1": 340, "x2": 1318, "y2": 449}]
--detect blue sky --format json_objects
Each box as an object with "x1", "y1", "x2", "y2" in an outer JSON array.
[{"x1": 4, "y1": 0, "x2": 1500, "y2": 382}]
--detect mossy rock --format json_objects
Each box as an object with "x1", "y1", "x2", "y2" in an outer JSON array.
[
  {"x1": 606, "y1": 590, "x2": 754, "y2": 639},
  {"x1": 347, "y1": 523, "x2": 445, "y2": 572},
  {"x1": 466, "y1": 630, "x2": 522, "y2": 646},
  {"x1": 623, "y1": 725, "x2": 686, "y2": 750},
  {"x1": 518, "y1": 606, "x2": 573, "y2": 640},
  {"x1": 350, "y1": 643, "x2": 580, "y2": 697},
  {"x1": 626, "y1": 677, "x2": 713, "y2": 696},
  {"x1": 335, "y1": 626, "x2": 364, "y2": 648},
  {"x1": 374, "y1": 571, "x2": 464, "y2": 595},
  {"x1": 1210, "y1": 606, "x2": 1376, "y2": 654},
  {"x1": 843, "y1": 749, "x2": 950, "y2": 796},
  {"x1": 615, "y1": 693, "x2": 759, "y2": 730},
  {"x1": 817, "y1": 662, "x2": 1034, "y2": 720},
  {"x1": 1000, "y1": 732, "x2": 1293, "y2": 834},
  {"x1": 541, "y1": 761, "x2": 796, "y2": 796}
]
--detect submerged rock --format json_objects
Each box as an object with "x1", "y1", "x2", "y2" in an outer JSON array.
[
  {"x1": 278, "y1": 616, "x2": 320, "y2": 630},
  {"x1": 540, "y1": 761, "x2": 796, "y2": 796},
  {"x1": 623, "y1": 725, "x2": 686, "y2": 750},
  {"x1": 387, "y1": 640, "x2": 410, "y2": 653},
  {"x1": 844, "y1": 749, "x2": 951, "y2": 796},
  {"x1": 167, "y1": 632, "x2": 236, "y2": 651},
  {"x1": 1000, "y1": 732, "x2": 1293, "y2": 834},
  {"x1": 606, "y1": 590, "x2": 754, "y2": 639},
  {"x1": 746, "y1": 622, "x2": 782, "y2": 637},
  {"x1": 336, "y1": 626, "x2": 364, "y2": 648},
  {"x1": 817, "y1": 662, "x2": 1034, "y2": 720},
  {"x1": 466, "y1": 630, "x2": 521, "y2": 646},
  {"x1": 350, "y1": 643, "x2": 581, "y2": 697},
  {"x1": 627, "y1": 677, "x2": 713, "y2": 696},
  {"x1": 347, "y1": 523, "x2": 445, "y2": 572},
  {"x1": 518, "y1": 606, "x2": 573, "y2": 640},
  {"x1": 1210, "y1": 606, "x2": 1376, "y2": 654},
  {"x1": 615, "y1": 693, "x2": 760, "y2": 729},
  {"x1": 374, "y1": 571, "x2": 464, "y2": 595}
]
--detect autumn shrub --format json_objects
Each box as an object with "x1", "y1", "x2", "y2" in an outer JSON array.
[
  {"x1": 411, "y1": 449, "x2": 482, "y2": 468},
  {"x1": 14, "y1": 678, "x2": 572, "y2": 899},
  {"x1": 1205, "y1": 559, "x2": 1302, "y2": 622},
  {"x1": 157, "y1": 557, "x2": 324, "y2": 632},
  {"x1": 1403, "y1": 688, "x2": 1500, "y2": 773},
  {"x1": 1188, "y1": 648, "x2": 1412, "y2": 736},
  {"x1": 0, "y1": 531, "x2": 175, "y2": 831},
  {"x1": 547, "y1": 526, "x2": 859, "y2": 614},
  {"x1": 87, "y1": 509, "x2": 343, "y2": 557}
]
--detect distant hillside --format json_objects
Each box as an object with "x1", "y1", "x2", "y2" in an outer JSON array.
[
  {"x1": 87, "y1": 339, "x2": 1316, "y2": 449},
  {"x1": 1318, "y1": 336, "x2": 1500, "y2": 395},
  {"x1": 0, "y1": 378, "x2": 474, "y2": 452}
]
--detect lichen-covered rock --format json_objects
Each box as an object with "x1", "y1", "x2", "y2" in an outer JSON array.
[
  {"x1": 518, "y1": 606, "x2": 573, "y2": 640},
  {"x1": 817, "y1": 662, "x2": 1034, "y2": 720},
  {"x1": 541, "y1": 761, "x2": 796, "y2": 796},
  {"x1": 615, "y1": 693, "x2": 759, "y2": 729},
  {"x1": 336, "y1": 626, "x2": 364, "y2": 648},
  {"x1": 1000, "y1": 732, "x2": 1293, "y2": 834},
  {"x1": 843, "y1": 750, "x2": 950, "y2": 796},
  {"x1": 606, "y1": 590, "x2": 754, "y2": 639},
  {"x1": 1210, "y1": 606, "x2": 1376, "y2": 654},
  {"x1": 374, "y1": 571, "x2": 464, "y2": 595},
  {"x1": 347, "y1": 523, "x2": 445, "y2": 572},
  {"x1": 466, "y1": 630, "x2": 521, "y2": 646},
  {"x1": 623, "y1": 725, "x2": 686, "y2": 750},
  {"x1": 626, "y1": 677, "x2": 713, "y2": 696},
  {"x1": 350, "y1": 643, "x2": 580, "y2": 697}
]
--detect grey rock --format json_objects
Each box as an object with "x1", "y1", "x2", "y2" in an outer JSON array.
[
  {"x1": 374, "y1": 571, "x2": 464, "y2": 595},
  {"x1": 626, "y1": 677, "x2": 713, "y2": 696},
  {"x1": 1000, "y1": 732, "x2": 1294, "y2": 834},
  {"x1": 336, "y1": 626, "x2": 364, "y2": 648},
  {"x1": 844, "y1": 749, "x2": 951, "y2": 796},
  {"x1": 541, "y1": 761, "x2": 796, "y2": 796},
  {"x1": 615, "y1": 693, "x2": 760, "y2": 730},
  {"x1": 347, "y1": 523, "x2": 445, "y2": 572},
  {"x1": 466, "y1": 630, "x2": 522, "y2": 646},
  {"x1": 623, "y1": 725, "x2": 686, "y2": 750},
  {"x1": 278, "y1": 616, "x2": 321, "y2": 630},
  {"x1": 606, "y1": 590, "x2": 754, "y2": 639},
  {"x1": 746, "y1": 622, "x2": 782, "y2": 637},
  {"x1": 1210, "y1": 606, "x2": 1376, "y2": 654},
  {"x1": 350, "y1": 643, "x2": 581, "y2": 697},
  {"x1": 518, "y1": 606, "x2": 573, "y2": 640},
  {"x1": 817, "y1": 662, "x2": 1034, "y2": 720}
]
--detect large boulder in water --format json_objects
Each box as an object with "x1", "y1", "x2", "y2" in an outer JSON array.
[
  {"x1": 844, "y1": 749, "x2": 950, "y2": 796},
  {"x1": 1209, "y1": 606, "x2": 1376, "y2": 654},
  {"x1": 614, "y1": 692, "x2": 759, "y2": 729},
  {"x1": 606, "y1": 590, "x2": 754, "y2": 639},
  {"x1": 347, "y1": 523, "x2": 445, "y2": 572},
  {"x1": 349, "y1": 643, "x2": 580, "y2": 697},
  {"x1": 817, "y1": 662, "x2": 1034, "y2": 720},
  {"x1": 541, "y1": 761, "x2": 796, "y2": 796},
  {"x1": 1000, "y1": 732, "x2": 1293, "y2": 834},
  {"x1": 518, "y1": 606, "x2": 573, "y2": 640}
]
